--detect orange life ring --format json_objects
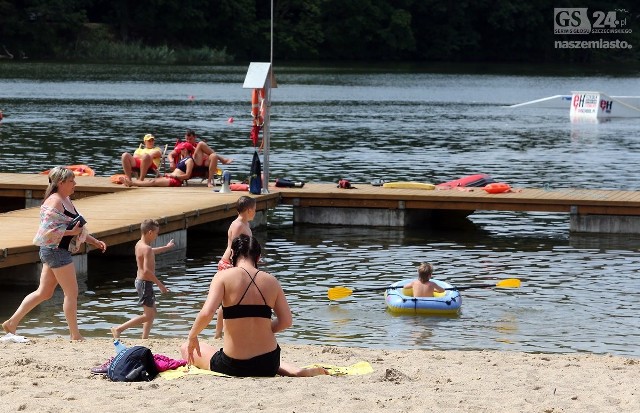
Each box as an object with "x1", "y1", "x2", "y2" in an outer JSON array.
[
  {"x1": 251, "y1": 88, "x2": 265, "y2": 127},
  {"x1": 40, "y1": 164, "x2": 95, "y2": 177},
  {"x1": 110, "y1": 174, "x2": 127, "y2": 184},
  {"x1": 484, "y1": 182, "x2": 512, "y2": 194},
  {"x1": 229, "y1": 183, "x2": 249, "y2": 191}
]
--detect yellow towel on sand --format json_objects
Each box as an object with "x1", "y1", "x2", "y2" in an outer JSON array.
[
  {"x1": 304, "y1": 361, "x2": 374, "y2": 376},
  {"x1": 159, "y1": 361, "x2": 373, "y2": 380},
  {"x1": 160, "y1": 366, "x2": 231, "y2": 380}
]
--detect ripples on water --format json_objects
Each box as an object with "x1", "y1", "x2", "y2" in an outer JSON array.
[{"x1": 1, "y1": 63, "x2": 639, "y2": 357}]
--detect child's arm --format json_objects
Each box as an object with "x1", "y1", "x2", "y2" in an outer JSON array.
[
  {"x1": 155, "y1": 278, "x2": 169, "y2": 294},
  {"x1": 403, "y1": 280, "x2": 415, "y2": 289},
  {"x1": 227, "y1": 221, "x2": 242, "y2": 242},
  {"x1": 152, "y1": 239, "x2": 175, "y2": 255},
  {"x1": 431, "y1": 281, "x2": 445, "y2": 293},
  {"x1": 150, "y1": 273, "x2": 169, "y2": 294}
]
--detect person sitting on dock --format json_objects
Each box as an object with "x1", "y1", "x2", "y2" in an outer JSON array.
[
  {"x1": 168, "y1": 129, "x2": 233, "y2": 188},
  {"x1": 404, "y1": 262, "x2": 445, "y2": 298},
  {"x1": 121, "y1": 134, "x2": 163, "y2": 181},
  {"x1": 120, "y1": 142, "x2": 195, "y2": 187}
]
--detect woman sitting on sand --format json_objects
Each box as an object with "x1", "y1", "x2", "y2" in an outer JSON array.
[
  {"x1": 120, "y1": 142, "x2": 195, "y2": 187},
  {"x1": 181, "y1": 234, "x2": 327, "y2": 377}
]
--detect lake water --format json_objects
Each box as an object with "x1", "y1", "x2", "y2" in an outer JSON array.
[{"x1": 1, "y1": 63, "x2": 639, "y2": 357}]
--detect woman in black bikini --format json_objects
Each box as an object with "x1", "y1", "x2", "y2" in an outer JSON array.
[{"x1": 181, "y1": 234, "x2": 327, "y2": 377}]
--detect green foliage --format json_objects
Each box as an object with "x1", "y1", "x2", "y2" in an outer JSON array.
[
  {"x1": 205, "y1": 0, "x2": 260, "y2": 60},
  {"x1": 0, "y1": 0, "x2": 637, "y2": 63},
  {"x1": 174, "y1": 46, "x2": 233, "y2": 64},
  {"x1": 71, "y1": 40, "x2": 231, "y2": 64},
  {"x1": 274, "y1": 0, "x2": 324, "y2": 59}
]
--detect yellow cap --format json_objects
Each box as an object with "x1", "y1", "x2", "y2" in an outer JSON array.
[{"x1": 143, "y1": 134, "x2": 155, "y2": 141}]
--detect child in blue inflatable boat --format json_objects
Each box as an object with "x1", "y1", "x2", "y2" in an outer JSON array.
[{"x1": 403, "y1": 262, "x2": 445, "y2": 297}]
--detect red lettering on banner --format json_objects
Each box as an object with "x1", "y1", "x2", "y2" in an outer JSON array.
[{"x1": 573, "y1": 94, "x2": 581, "y2": 108}]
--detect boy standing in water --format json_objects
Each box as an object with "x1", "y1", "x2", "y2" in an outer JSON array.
[
  {"x1": 214, "y1": 196, "x2": 257, "y2": 338},
  {"x1": 404, "y1": 262, "x2": 445, "y2": 297},
  {"x1": 111, "y1": 219, "x2": 174, "y2": 339}
]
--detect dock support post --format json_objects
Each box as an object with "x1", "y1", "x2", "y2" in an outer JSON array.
[
  {"x1": 292, "y1": 206, "x2": 451, "y2": 227},
  {"x1": 0, "y1": 254, "x2": 87, "y2": 288},
  {"x1": 570, "y1": 205, "x2": 640, "y2": 233},
  {"x1": 570, "y1": 213, "x2": 640, "y2": 234}
]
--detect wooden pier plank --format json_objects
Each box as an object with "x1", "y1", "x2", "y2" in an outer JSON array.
[
  {"x1": 0, "y1": 174, "x2": 279, "y2": 269},
  {"x1": 2, "y1": 173, "x2": 640, "y2": 270}
]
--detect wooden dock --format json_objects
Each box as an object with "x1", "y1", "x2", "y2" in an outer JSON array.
[
  {"x1": 0, "y1": 173, "x2": 279, "y2": 270},
  {"x1": 274, "y1": 183, "x2": 640, "y2": 231},
  {"x1": 1, "y1": 173, "x2": 640, "y2": 273},
  {"x1": 275, "y1": 183, "x2": 640, "y2": 215}
]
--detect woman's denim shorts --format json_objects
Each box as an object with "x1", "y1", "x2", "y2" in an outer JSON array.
[{"x1": 39, "y1": 247, "x2": 73, "y2": 269}]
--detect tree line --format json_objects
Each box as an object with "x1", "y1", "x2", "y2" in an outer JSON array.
[{"x1": 0, "y1": 0, "x2": 637, "y2": 63}]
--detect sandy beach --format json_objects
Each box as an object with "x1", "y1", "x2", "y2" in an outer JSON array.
[{"x1": 1, "y1": 337, "x2": 638, "y2": 413}]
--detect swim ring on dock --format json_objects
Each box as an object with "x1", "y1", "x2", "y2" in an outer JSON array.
[
  {"x1": 483, "y1": 182, "x2": 512, "y2": 194},
  {"x1": 41, "y1": 165, "x2": 95, "y2": 177}
]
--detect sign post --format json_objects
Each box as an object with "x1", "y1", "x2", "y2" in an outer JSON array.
[{"x1": 243, "y1": 63, "x2": 276, "y2": 193}]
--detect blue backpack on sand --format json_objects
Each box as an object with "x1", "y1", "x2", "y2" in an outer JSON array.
[{"x1": 107, "y1": 346, "x2": 158, "y2": 382}]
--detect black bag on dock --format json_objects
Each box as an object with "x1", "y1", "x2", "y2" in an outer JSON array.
[{"x1": 249, "y1": 151, "x2": 262, "y2": 195}]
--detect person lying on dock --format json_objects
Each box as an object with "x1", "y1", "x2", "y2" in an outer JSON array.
[
  {"x1": 120, "y1": 142, "x2": 195, "y2": 187},
  {"x1": 121, "y1": 133, "x2": 162, "y2": 181},
  {"x1": 404, "y1": 262, "x2": 445, "y2": 298},
  {"x1": 168, "y1": 129, "x2": 233, "y2": 188}
]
